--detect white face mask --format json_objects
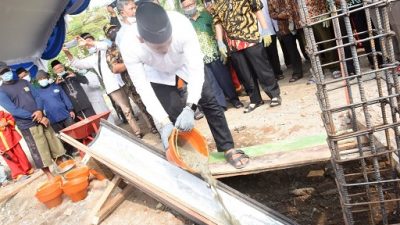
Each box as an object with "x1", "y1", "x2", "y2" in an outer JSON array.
[
  {"x1": 88, "y1": 46, "x2": 97, "y2": 55},
  {"x1": 57, "y1": 71, "x2": 66, "y2": 77},
  {"x1": 38, "y1": 79, "x2": 49, "y2": 87},
  {"x1": 22, "y1": 75, "x2": 31, "y2": 82},
  {"x1": 126, "y1": 17, "x2": 136, "y2": 24},
  {"x1": 183, "y1": 6, "x2": 197, "y2": 17},
  {"x1": 1, "y1": 71, "x2": 14, "y2": 82}
]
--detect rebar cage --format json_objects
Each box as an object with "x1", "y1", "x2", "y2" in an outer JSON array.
[{"x1": 297, "y1": 0, "x2": 400, "y2": 224}]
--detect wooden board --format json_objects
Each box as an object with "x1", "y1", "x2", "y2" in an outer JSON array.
[
  {"x1": 210, "y1": 144, "x2": 330, "y2": 178},
  {"x1": 0, "y1": 170, "x2": 43, "y2": 204},
  {"x1": 93, "y1": 185, "x2": 134, "y2": 224},
  {"x1": 59, "y1": 121, "x2": 297, "y2": 225},
  {"x1": 208, "y1": 134, "x2": 330, "y2": 178}
]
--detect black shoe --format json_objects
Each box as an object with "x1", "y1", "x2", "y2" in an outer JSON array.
[
  {"x1": 277, "y1": 74, "x2": 285, "y2": 80},
  {"x1": 289, "y1": 75, "x2": 303, "y2": 83},
  {"x1": 244, "y1": 101, "x2": 264, "y2": 113},
  {"x1": 231, "y1": 99, "x2": 244, "y2": 108}
]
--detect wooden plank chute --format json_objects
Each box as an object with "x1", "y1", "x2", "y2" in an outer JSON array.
[{"x1": 59, "y1": 120, "x2": 297, "y2": 225}]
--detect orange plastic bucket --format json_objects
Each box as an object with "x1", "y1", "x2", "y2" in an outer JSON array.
[
  {"x1": 62, "y1": 176, "x2": 89, "y2": 202},
  {"x1": 166, "y1": 128, "x2": 209, "y2": 172},
  {"x1": 89, "y1": 169, "x2": 105, "y2": 181},
  {"x1": 64, "y1": 166, "x2": 90, "y2": 180},
  {"x1": 35, "y1": 178, "x2": 63, "y2": 208},
  {"x1": 57, "y1": 159, "x2": 76, "y2": 174}
]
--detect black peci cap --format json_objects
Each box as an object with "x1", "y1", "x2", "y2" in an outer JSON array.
[{"x1": 136, "y1": 2, "x2": 172, "y2": 44}]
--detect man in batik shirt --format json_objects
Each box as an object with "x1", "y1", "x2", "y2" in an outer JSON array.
[
  {"x1": 180, "y1": 0, "x2": 243, "y2": 110},
  {"x1": 212, "y1": 0, "x2": 282, "y2": 113},
  {"x1": 268, "y1": 0, "x2": 304, "y2": 82}
]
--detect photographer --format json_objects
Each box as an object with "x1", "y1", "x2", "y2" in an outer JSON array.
[{"x1": 107, "y1": 0, "x2": 121, "y2": 29}]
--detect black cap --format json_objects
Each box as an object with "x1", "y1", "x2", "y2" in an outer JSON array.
[
  {"x1": 16, "y1": 67, "x2": 27, "y2": 75},
  {"x1": 51, "y1": 60, "x2": 62, "y2": 68},
  {"x1": 0, "y1": 61, "x2": 9, "y2": 74},
  {"x1": 80, "y1": 32, "x2": 95, "y2": 40},
  {"x1": 136, "y1": 2, "x2": 172, "y2": 44}
]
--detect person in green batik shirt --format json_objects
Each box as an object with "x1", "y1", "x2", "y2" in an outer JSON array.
[{"x1": 180, "y1": 0, "x2": 244, "y2": 109}]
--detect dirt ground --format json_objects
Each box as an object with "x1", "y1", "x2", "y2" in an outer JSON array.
[
  {"x1": 221, "y1": 163, "x2": 344, "y2": 225},
  {"x1": 0, "y1": 64, "x2": 350, "y2": 225}
]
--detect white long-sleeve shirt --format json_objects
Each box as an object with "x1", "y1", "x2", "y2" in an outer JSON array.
[
  {"x1": 259, "y1": 0, "x2": 278, "y2": 35},
  {"x1": 70, "y1": 41, "x2": 125, "y2": 94},
  {"x1": 120, "y1": 11, "x2": 205, "y2": 124}
]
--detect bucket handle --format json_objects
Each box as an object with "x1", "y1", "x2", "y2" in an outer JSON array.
[
  {"x1": 52, "y1": 154, "x2": 74, "y2": 174},
  {"x1": 173, "y1": 128, "x2": 182, "y2": 159}
]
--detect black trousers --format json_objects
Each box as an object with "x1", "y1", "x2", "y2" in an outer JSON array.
[
  {"x1": 204, "y1": 65, "x2": 227, "y2": 108},
  {"x1": 51, "y1": 117, "x2": 74, "y2": 133},
  {"x1": 280, "y1": 33, "x2": 303, "y2": 77},
  {"x1": 151, "y1": 75, "x2": 234, "y2": 152},
  {"x1": 264, "y1": 35, "x2": 283, "y2": 79},
  {"x1": 339, "y1": 9, "x2": 383, "y2": 74},
  {"x1": 279, "y1": 37, "x2": 291, "y2": 67},
  {"x1": 230, "y1": 43, "x2": 280, "y2": 104},
  {"x1": 205, "y1": 60, "x2": 239, "y2": 103}
]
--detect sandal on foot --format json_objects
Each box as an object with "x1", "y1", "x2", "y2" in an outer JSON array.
[
  {"x1": 15, "y1": 175, "x2": 30, "y2": 182},
  {"x1": 277, "y1": 74, "x2": 285, "y2": 80},
  {"x1": 27, "y1": 168, "x2": 34, "y2": 175},
  {"x1": 332, "y1": 70, "x2": 341, "y2": 79},
  {"x1": 289, "y1": 75, "x2": 303, "y2": 83},
  {"x1": 231, "y1": 99, "x2": 244, "y2": 109},
  {"x1": 270, "y1": 96, "x2": 282, "y2": 107},
  {"x1": 224, "y1": 149, "x2": 250, "y2": 169},
  {"x1": 244, "y1": 101, "x2": 264, "y2": 113}
]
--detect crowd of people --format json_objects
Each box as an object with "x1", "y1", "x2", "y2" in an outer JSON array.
[{"x1": 0, "y1": 0, "x2": 397, "y2": 184}]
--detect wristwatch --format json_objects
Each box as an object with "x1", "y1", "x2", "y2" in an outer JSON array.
[{"x1": 186, "y1": 103, "x2": 198, "y2": 112}]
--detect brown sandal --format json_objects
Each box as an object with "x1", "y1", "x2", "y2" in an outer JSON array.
[{"x1": 224, "y1": 149, "x2": 250, "y2": 169}]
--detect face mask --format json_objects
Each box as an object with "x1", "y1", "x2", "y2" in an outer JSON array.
[
  {"x1": 48, "y1": 78, "x2": 54, "y2": 84},
  {"x1": 1, "y1": 71, "x2": 14, "y2": 82},
  {"x1": 183, "y1": 6, "x2": 197, "y2": 17},
  {"x1": 57, "y1": 71, "x2": 66, "y2": 77},
  {"x1": 126, "y1": 17, "x2": 136, "y2": 24},
  {"x1": 88, "y1": 46, "x2": 97, "y2": 54},
  {"x1": 0, "y1": 80, "x2": 3, "y2": 86},
  {"x1": 22, "y1": 75, "x2": 31, "y2": 82},
  {"x1": 39, "y1": 79, "x2": 49, "y2": 87}
]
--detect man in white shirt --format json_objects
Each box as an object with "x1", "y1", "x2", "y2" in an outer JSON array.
[
  {"x1": 121, "y1": 2, "x2": 249, "y2": 169},
  {"x1": 115, "y1": 0, "x2": 138, "y2": 47},
  {"x1": 63, "y1": 33, "x2": 143, "y2": 138}
]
